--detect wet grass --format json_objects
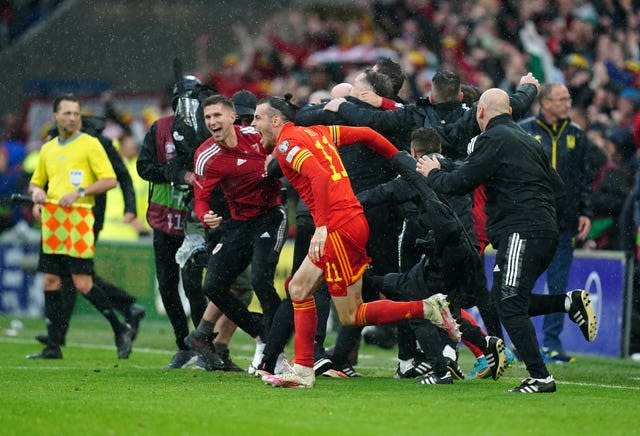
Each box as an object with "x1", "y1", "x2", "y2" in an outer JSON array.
[{"x1": 1, "y1": 315, "x2": 638, "y2": 435}]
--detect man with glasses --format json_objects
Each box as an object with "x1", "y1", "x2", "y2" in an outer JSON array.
[{"x1": 519, "y1": 83, "x2": 593, "y2": 364}]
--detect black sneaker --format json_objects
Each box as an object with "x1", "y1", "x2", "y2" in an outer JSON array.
[
  {"x1": 362, "y1": 325, "x2": 397, "y2": 349},
  {"x1": 485, "y1": 336, "x2": 506, "y2": 381},
  {"x1": 415, "y1": 372, "x2": 453, "y2": 385},
  {"x1": 510, "y1": 376, "x2": 557, "y2": 393},
  {"x1": 394, "y1": 360, "x2": 432, "y2": 379},
  {"x1": 219, "y1": 348, "x2": 244, "y2": 372},
  {"x1": 35, "y1": 334, "x2": 66, "y2": 346},
  {"x1": 115, "y1": 324, "x2": 134, "y2": 359},
  {"x1": 446, "y1": 357, "x2": 465, "y2": 380},
  {"x1": 324, "y1": 344, "x2": 359, "y2": 366},
  {"x1": 125, "y1": 304, "x2": 146, "y2": 341},
  {"x1": 27, "y1": 346, "x2": 63, "y2": 359},
  {"x1": 185, "y1": 331, "x2": 225, "y2": 371},
  {"x1": 313, "y1": 357, "x2": 333, "y2": 376},
  {"x1": 567, "y1": 290, "x2": 597, "y2": 342},
  {"x1": 166, "y1": 350, "x2": 198, "y2": 369}
]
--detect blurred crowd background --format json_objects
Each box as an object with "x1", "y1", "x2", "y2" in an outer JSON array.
[{"x1": 1, "y1": 0, "x2": 640, "y2": 250}]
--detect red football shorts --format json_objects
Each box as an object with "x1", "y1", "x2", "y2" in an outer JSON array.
[{"x1": 313, "y1": 213, "x2": 371, "y2": 297}]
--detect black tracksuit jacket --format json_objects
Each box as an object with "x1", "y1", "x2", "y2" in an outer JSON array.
[
  {"x1": 426, "y1": 114, "x2": 563, "y2": 244},
  {"x1": 518, "y1": 113, "x2": 593, "y2": 231},
  {"x1": 332, "y1": 84, "x2": 539, "y2": 159}
]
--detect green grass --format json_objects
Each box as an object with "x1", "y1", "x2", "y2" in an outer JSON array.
[{"x1": 1, "y1": 315, "x2": 638, "y2": 436}]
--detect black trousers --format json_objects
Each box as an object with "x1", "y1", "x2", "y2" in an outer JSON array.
[
  {"x1": 153, "y1": 230, "x2": 207, "y2": 350},
  {"x1": 261, "y1": 215, "x2": 331, "y2": 370},
  {"x1": 332, "y1": 203, "x2": 401, "y2": 365},
  {"x1": 365, "y1": 259, "x2": 449, "y2": 374},
  {"x1": 202, "y1": 206, "x2": 286, "y2": 339},
  {"x1": 492, "y1": 234, "x2": 557, "y2": 379}
]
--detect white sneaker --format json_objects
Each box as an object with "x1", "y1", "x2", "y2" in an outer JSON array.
[
  {"x1": 274, "y1": 352, "x2": 287, "y2": 374},
  {"x1": 262, "y1": 360, "x2": 315, "y2": 388},
  {"x1": 248, "y1": 340, "x2": 266, "y2": 375},
  {"x1": 422, "y1": 293, "x2": 461, "y2": 342}
]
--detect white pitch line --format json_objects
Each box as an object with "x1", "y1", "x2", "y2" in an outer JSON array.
[
  {"x1": 2, "y1": 337, "x2": 174, "y2": 354},
  {"x1": 5, "y1": 338, "x2": 640, "y2": 391},
  {"x1": 554, "y1": 380, "x2": 640, "y2": 390}
]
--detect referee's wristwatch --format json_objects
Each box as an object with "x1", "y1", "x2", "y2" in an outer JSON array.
[{"x1": 78, "y1": 188, "x2": 85, "y2": 198}]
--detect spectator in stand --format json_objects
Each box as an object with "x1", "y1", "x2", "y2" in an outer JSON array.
[
  {"x1": 0, "y1": 113, "x2": 26, "y2": 232},
  {"x1": 584, "y1": 126, "x2": 632, "y2": 250},
  {"x1": 100, "y1": 133, "x2": 149, "y2": 240}
]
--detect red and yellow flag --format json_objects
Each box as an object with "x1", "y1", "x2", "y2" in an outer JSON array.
[{"x1": 41, "y1": 201, "x2": 95, "y2": 259}]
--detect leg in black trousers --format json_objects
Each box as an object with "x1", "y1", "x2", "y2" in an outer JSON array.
[
  {"x1": 181, "y1": 261, "x2": 207, "y2": 327},
  {"x1": 153, "y1": 230, "x2": 192, "y2": 350},
  {"x1": 493, "y1": 235, "x2": 556, "y2": 380},
  {"x1": 260, "y1": 214, "x2": 332, "y2": 374},
  {"x1": 202, "y1": 207, "x2": 285, "y2": 340}
]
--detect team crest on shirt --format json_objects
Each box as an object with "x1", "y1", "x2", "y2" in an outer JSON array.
[
  {"x1": 278, "y1": 140, "x2": 290, "y2": 153},
  {"x1": 566, "y1": 135, "x2": 575, "y2": 149}
]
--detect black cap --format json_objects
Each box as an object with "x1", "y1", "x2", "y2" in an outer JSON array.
[{"x1": 231, "y1": 90, "x2": 257, "y2": 116}]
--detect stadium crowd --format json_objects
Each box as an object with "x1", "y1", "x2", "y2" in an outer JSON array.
[
  {"x1": 1, "y1": 0, "x2": 640, "y2": 391},
  {"x1": 0, "y1": 0, "x2": 64, "y2": 49}
]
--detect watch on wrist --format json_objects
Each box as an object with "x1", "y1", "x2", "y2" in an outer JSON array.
[{"x1": 78, "y1": 188, "x2": 85, "y2": 197}]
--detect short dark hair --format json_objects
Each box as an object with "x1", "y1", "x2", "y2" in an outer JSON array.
[
  {"x1": 460, "y1": 84, "x2": 481, "y2": 106},
  {"x1": 53, "y1": 93, "x2": 79, "y2": 112},
  {"x1": 375, "y1": 58, "x2": 404, "y2": 95},
  {"x1": 538, "y1": 83, "x2": 561, "y2": 101},
  {"x1": 257, "y1": 94, "x2": 299, "y2": 122},
  {"x1": 411, "y1": 127, "x2": 441, "y2": 155},
  {"x1": 432, "y1": 70, "x2": 461, "y2": 103},
  {"x1": 363, "y1": 68, "x2": 394, "y2": 98},
  {"x1": 202, "y1": 94, "x2": 235, "y2": 111}
]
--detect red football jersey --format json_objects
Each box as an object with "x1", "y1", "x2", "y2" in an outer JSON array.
[
  {"x1": 193, "y1": 125, "x2": 281, "y2": 222},
  {"x1": 274, "y1": 123, "x2": 368, "y2": 230}
]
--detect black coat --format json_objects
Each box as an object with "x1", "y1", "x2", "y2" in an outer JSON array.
[
  {"x1": 426, "y1": 114, "x2": 563, "y2": 243},
  {"x1": 331, "y1": 84, "x2": 539, "y2": 160},
  {"x1": 519, "y1": 113, "x2": 593, "y2": 231}
]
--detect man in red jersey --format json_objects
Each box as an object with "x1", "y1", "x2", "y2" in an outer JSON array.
[
  {"x1": 191, "y1": 95, "x2": 286, "y2": 362},
  {"x1": 252, "y1": 95, "x2": 461, "y2": 388}
]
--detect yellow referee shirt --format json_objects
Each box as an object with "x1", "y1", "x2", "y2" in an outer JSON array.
[{"x1": 30, "y1": 132, "x2": 116, "y2": 206}]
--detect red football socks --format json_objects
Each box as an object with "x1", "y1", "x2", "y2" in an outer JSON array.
[
  {"x1": 292, "y1": 297, "x2": 317, "y2": 368},
  {"x1": 354, "y1": 300, "x2": 423, "y2": 326}
]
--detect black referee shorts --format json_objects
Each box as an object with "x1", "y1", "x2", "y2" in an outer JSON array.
[{"x1": 38, "y1": 252, "x2": 94, "y2": 276}]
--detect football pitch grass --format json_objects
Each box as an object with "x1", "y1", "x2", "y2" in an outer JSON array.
[{"x1": 1, "y1": 315, "x2": 638, "y2": 435}]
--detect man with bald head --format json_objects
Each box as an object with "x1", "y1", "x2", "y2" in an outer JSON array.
[
  {"x1": 330, "y1": 82, "x2": 353, "y2": 100},
  {"x1": 415, "y1": 86, "x2": 598, "y2": 393}
]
